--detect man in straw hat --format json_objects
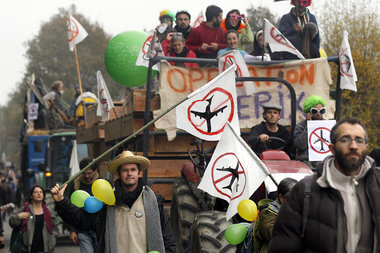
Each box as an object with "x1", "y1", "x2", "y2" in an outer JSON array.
[{"x1": 51, "y1": 151, "x2": 176, "y2": 253}]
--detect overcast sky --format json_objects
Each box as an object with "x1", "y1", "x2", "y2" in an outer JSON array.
[{"x1": 0, "y1": 0, "x2": 329, "y2": 106}]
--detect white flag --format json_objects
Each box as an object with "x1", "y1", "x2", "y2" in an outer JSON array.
[
  {"x1": 136, "y1": 32, "x2": 162, "y2": 71},
  {"x1": 198, "y1": 122, "x2": 270, "y2": 220},
  {"x1": 67, "y1": 15, "x2": 88, "y2": 51},
  {"x1": 218, "y1": 50, "x2": 255, "y2": 96},
  {"x1": 28, "y1": 103, "x2": 39, "y2": 121},
  {"x1": 192, "y1": 10, "x2": 205, "y2": 28},
  {"x1": 96, "y1": 71, "x2": 114, "y2": 122},
  {"x1": 69, "y1": 140, "x2": 80, "y2": 178},
  {"x1": 176, "y1": 65, "x2": 240, "y2": 141},
  {"x1": 263, "y1": 19, "x2": 305, "y2": 60},
  {"x1": 339, "y1": 31, "x2": 357, "y2": 92}
]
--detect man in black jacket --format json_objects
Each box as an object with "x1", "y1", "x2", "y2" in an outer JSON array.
[
  {"x1": 268, "y1": 118, "x2": 380, "y2": 253},
  {"x1": 248, "y1": 104, "x2": 291, "y2": 158},
  {"x1": 51, "y1": 151, "x2": 176, "y2": 253}
]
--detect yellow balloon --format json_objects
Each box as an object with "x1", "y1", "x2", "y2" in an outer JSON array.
[
  {"x1": 237, "y1": 199, "x2": 258, "y2": 221},
  {"x1": 319, "y1": 48, "x2": 327, "y2": 58},
  {"x1": 92, "y1": 179, "x2": 116, "y2": 205}
]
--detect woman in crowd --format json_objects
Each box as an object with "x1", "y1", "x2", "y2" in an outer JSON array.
[
  {"x1": 220, "y1": 9, "x2": 253, "y2": 50},
  {"x1": 217, "y1": 29, "x2": 248, "y2": 57},
  {"x1": 9, "y1": 185, "x2": 58, "y2": 253},
  {"x1": 161, "y1": 32, "x2": 198, "y2": 67}
]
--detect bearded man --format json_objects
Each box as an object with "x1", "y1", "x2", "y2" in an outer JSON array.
[
  {"x1": 268, "y1": 117, "x2": 380, "y2": 253},
  {"x1": 185, "y1": 5, "x2": 226, "y2": 61}
]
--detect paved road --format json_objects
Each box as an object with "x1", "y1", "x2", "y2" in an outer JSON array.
[{"x1": 0, "y1": 216, "x2": 80, "y2": 253}]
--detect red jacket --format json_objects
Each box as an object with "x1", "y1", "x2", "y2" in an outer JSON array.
[
  {"x1": 161, "y1": 39, "x2": 199, "y2": 67},
  {"x1": 185, "y1": 21, "x2": 226, "y2": 57}
]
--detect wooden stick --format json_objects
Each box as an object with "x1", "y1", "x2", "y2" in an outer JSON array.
[{"x1": 58, "y1": 95, "x2": 188, "y2": 189}]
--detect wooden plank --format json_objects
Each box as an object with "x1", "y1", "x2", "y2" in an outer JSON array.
[
  {"x1": 152, "y1": 135, "x2": 217, "y2": 153},
  {"x1": 147, "y1": 159, "x2": 183, "y2": 178},
  {"x1": 150, "y1": 183, "x2": 174, "y2": 201},
  {"x1": 76, "y1": 124, "x2": 104, "y2": 144}
]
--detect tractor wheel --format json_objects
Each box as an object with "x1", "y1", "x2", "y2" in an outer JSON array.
[
  {"x1": 190, "y1": 211, "x2": 236, "y2": 253},
  {"x1": 170, "y1": 177, "x2": 202, "y2": 253}
]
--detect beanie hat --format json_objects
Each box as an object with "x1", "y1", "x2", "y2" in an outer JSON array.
[
  {"x1": 291, "y1": 0, "x2": 312, "y2": 7},
  {"x1": 159, "y1": 9, "x2": 175, "y2": 22},
  {"x1": 302, "y1": 95, "x2": 326, "y2": 113}
]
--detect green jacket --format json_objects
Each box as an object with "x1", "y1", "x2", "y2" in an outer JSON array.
[
  {"x1": 253, "y1": 200, "x2": 280, "y2": 253},
  {"x1": 9, "y1": 203, "x2": 59, "y2": 253}
]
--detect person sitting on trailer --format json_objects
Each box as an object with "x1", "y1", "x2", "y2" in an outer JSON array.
[{"x1": 161, "y1": 32, "x2": 199, "y2": 67}]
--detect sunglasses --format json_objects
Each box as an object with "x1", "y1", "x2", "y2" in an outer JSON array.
[
  {"x1": 229, "y1": 14, "x2": 242, "y2": 20},
  {"x1": 310, "y1": 107, "x2": 326, "y2": 115}
]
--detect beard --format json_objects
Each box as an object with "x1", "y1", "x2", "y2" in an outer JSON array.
[
  {"x1": 213, "y1": 21, "x2": 221, "y2": 28},
  {"x1": 334, "y1": 148, "x2": 367, "y2": 174}
]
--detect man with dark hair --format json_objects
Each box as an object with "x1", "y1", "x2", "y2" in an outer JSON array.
[
  {"x1": 268, "y1": 117, "x2": 380, "y2": 253},
  {"x1": 66, "y1": 157, "x2": 99, "y2": 253},
  {"x1": 174, "y1": 10, "x2": 192, "y2": 39},
  {"x1": 185, "y1": 5, "x2": 226, "y2": 61},
  {"x1": 253, "y1": 178, "x2": 297, "y2": 253},
  {"x1": 248, "y1": 104, "x2": 291, "y2": 158},
  {"x1": 51, "y1": 151, "x2": 176, "y2": 253}
]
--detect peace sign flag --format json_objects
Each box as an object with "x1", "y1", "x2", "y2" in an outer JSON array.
[{"x1": 67, "y1": 15, "x2": 88, "y2": 51}]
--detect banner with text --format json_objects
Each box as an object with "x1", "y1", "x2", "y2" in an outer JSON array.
[{"x1": 154, "y1": 59, "x2": 334, "y2": 140}]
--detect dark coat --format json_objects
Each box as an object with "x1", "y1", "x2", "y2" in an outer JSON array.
[
  {"x1": 248, "y1": 121, "x2": 291, "y2": 158},
  {"x1": 268, "y1": 158, "x2": 380, "y2": 253},
  {"x1": 279, "y1": 9, "x2": 320, "y2": 48}
]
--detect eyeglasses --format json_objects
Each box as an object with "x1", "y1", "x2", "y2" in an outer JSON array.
[
  {"x1": 310, "y1": 107, "x2": 326, "y2": 115},
  {"x1": 337, "y1": 137, "x2": 366, "y2": 146},
  {"x1": 229, "y1": 14, "x2": 242, "y2": 20}
]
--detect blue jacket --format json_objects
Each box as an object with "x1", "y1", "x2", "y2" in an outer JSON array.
[{"x1": 279, "y1": 9, "x2": 320, "y2": 48}]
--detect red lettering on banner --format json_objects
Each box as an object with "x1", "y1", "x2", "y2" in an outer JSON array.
[
  {"x1": 286, "y1": 69, "x2": 299, "y2": 84},
  {"x1": 248, "y1": 66, "x2": 262, "y2": 87},
  {"x1": 167, "y1": 69, "x2": 187, "y2": 93},
  {"x1": 188, "y1": 69, "x2": 204, "y2": 92},
  {"x1": 300, "y1": 64, "x2": 315, "y2": 85}
]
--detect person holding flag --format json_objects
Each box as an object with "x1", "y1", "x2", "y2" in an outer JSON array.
[{"x1": 278, "y1": 0, "x2": 320, "y2": 48}]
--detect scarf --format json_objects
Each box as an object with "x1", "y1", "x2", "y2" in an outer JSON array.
[
  {"x1": 114, "y1": 178, "x2": 143, "y2": 208},
  {"x1": 21, "y1": 202, "x2": 53, "y2": 235},
  {"x1": 291, "y1": 7, "x2": 310, "y2": 27}
]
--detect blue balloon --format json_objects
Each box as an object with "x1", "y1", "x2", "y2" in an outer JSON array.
[{"x1": 84, "y1": 196, "x2": 103, "y2": 213}]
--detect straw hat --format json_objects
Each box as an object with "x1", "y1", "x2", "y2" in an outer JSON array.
[{"x1": 108, "y1": 151, "x2": 150, "y2": 175}]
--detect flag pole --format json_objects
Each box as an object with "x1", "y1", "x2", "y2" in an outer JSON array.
[
  {"x1": 262, "y1": 20, "x2": 266, "y2": 62},
  {"x1": 228, "y1": 122, "x2": 279, "y2": 187},
  {"x1": 58, "y1": 95, "x2": 189, "y2": 189}
]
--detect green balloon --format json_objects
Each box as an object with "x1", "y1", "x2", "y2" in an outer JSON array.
[
  {"x1": 105, "y1": 30, "x2": 157, "y2": 87},
  {"x1": 224, "y1": 224, "x2": 248, "y2": 245},
  {"x1": 70, "y1": 190, "x2": 90, "y2": 208},
  {"x1": 148, "y1": 251, "x2": 160, "y2": 253}
]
